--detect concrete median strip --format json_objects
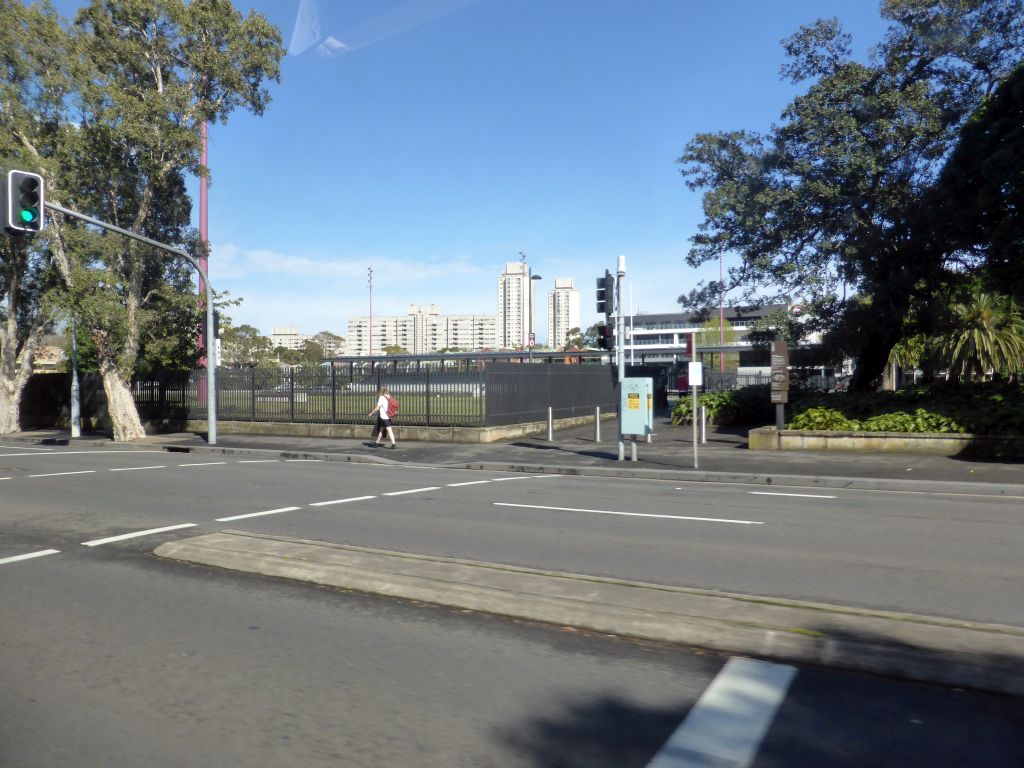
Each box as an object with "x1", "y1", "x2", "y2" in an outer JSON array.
[{"x1": 154, "y1": 530, "x2": 1024, "y2": 696}]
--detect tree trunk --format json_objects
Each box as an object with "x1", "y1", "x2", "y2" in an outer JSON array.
[
  {"x1": 99, "y1": 362, "x2": 145, "y2": 441},
  {"x1": 94, "y1": 330, "x2": 146, "y2": 441}
]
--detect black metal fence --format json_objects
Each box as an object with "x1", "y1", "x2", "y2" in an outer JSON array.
[{"x1": 126, "y1": 362, "x2": 616, "y2": 428}]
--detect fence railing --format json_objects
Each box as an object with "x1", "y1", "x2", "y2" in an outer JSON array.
[{"x1": 126, "y1": 363, "x2": 617, "y2": 429}]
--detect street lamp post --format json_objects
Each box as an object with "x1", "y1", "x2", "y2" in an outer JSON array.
[{"x1": 528, "y1": 272, "x2": 542, "y2": 361}]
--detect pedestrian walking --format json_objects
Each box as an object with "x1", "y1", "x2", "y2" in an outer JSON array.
[{"x1": 368, "y1": 385, "x2": 397, "y2": 448}]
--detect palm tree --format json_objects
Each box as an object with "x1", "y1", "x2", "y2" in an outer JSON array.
[{"x1": 940, "y1": 291, "x2": 1024, "y2": 382}]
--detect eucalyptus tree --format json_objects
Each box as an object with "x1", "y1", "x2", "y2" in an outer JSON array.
[
  {"x1": 0, "y1": 0, "x2": 75, "y2": 432},
  {"x1": 677, "y1": 0, "x2": 1024, "y2": 391},
  {"x1": 47, "y1": 0, "x2": 284, "y2": 440}
]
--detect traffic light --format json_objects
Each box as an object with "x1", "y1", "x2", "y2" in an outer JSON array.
[
  {"x1": 3, "y1": 170, "x2": 45, "y2": 234},
  {"x1": 596, "y1": 323, "x2": 613, "y2": 350},
  {"x1": 595, "y1": 270, "x2": 614, "y2": 316}
]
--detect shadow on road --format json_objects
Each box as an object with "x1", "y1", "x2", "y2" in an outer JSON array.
[{"x1": 498, "y1": 622, "x2": 1024, "y2": 768}]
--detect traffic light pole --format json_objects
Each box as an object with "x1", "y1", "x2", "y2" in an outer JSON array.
[{"x1": 46, "y1": 201, "x2": 218, "y2": 446}]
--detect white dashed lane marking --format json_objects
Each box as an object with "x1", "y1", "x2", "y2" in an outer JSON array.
[
  {"x1": 29, "y1": 470, "x2": 96, "y2": 479},
  {"x1": 0, "y1": 549, "x2": 61, "y2": 566},
  {"x1": 309, "y1": 495, "x2": 377, "y2": 507},
  {"x1": 109, "y1": 465, "x2": 167, "y2": 472},
  {"x1": 447, "y1": 480, "x2": 492, "y2": 487},
  {"x1": 81, "y1": 524, "x2": 198, "y2": 547},
  {"x1": 216, "y1": 507, "x2": 302, "y2": 522},
  {"x1": 748, "y1": 491, "x2": 837, "y2": 499},
  {"x1": 383, "y1": 487, "x2": 441, "y2": 496},
  {"x1": 177, "y1": 462, "x2": 228, "y2": 468}
]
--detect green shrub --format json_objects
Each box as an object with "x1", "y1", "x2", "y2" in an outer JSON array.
[
  {"x1": 787, "y1": 407, "x2": 860, "y2": 431},
  {"x1": 786, "y1": 382, "x2": 1023, "y2": 434},
  {"x1": 671, "y1": 385, "x2": 773, "y2": 426}
]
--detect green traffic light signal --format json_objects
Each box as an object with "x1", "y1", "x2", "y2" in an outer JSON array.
[{"x1": 4, "y1": 169, "x2": 44, "y2": 233}]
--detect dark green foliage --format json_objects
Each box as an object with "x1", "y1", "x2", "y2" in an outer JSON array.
[
  {"x1": 677, "y1": 1, "x2": 1024, "y2": 391},
  {"x1": 671, "y1": 385, "x2": 774, "y2": 426},
  {"x1": 787, "y1": 382, "x2": 1024, "y2": 435}
]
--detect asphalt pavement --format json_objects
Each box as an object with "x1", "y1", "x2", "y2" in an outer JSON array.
[{"x1": 6, "y1": 417, "x2": 1024, "y2": 696}]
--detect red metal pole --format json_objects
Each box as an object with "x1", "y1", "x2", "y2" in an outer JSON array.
[
  {"x1": 719, "y1": 254, "x2": 724, "y2": 373},
  {"x1": 199, "y1": 121, "x2": 209, "y2": 367}
]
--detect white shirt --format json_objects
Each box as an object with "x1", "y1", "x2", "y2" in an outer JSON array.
[{"x1": 376, "y1": 394, "x2": 390, "y2": 419}]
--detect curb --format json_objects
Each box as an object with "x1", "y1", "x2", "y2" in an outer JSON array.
[
  {"x1": 7, "y1": 432, "x2": 1019, "y2": 496},
  {"x1": 155, "y1": 531, "x2": 1024, "y2": 697}
]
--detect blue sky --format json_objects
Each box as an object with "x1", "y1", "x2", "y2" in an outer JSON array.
[{"x1": 65, "y1": 0, "x2": 893, "y2": 342}]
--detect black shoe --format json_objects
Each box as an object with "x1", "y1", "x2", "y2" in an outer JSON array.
[{"x1": 389, "y1": 444, "x2": 396, "y2": 449}]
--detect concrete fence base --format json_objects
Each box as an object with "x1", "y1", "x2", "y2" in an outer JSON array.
[
  {"x1": 749, "y1": 426, "x2": 1024, "y2": 458},
  {"x1": 143, "y1": 412, "x2": 618, "y2": 444}
]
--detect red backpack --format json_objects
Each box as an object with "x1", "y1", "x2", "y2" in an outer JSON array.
[{"x1": 387, "y1": 394, "x2": 400, "y2": 418}]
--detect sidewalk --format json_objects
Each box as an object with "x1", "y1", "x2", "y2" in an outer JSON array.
[{"x1": 12, "y1": 414, "x2": 1024, "y2": 495}]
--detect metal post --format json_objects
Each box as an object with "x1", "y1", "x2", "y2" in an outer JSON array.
[
  {"x1": 548, "y1": 406, "x2": 553, "y2": 441},
  {"x1": 631, "y1": 438, "x2": 637, "y2": 461},
  {"x1": 330, "y1": 364, "x2": 336, "y2": 423},
  {"x1": 776, "y1": 403, "x2": 785, "y2": 449},
  {"x1": 616, "y1": 254, "x2": 626, "y2": 461},
  {"x1": 47, "y1": 201, "x2": 217, "y2": 445},
  {"x1": 70, "y1": 315, "x2": 81, "y2": 438},
  {"x1": 594, "y1": 406, "x2": 601, "y2": 442},
  {"x1": 692, "y1": 384, "x2": 699, "y2": 469}
]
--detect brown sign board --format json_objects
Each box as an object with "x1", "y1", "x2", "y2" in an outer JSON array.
[{"x1": 770, "y1": 338, "x2": 790, "y2": 390}]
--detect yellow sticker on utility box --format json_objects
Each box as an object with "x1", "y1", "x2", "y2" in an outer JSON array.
[{"x1": 627, "y1": 392, "x2": 641, "y2": 410}]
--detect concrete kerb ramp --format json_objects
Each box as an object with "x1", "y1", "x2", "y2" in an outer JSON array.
[{"x1": 155, "y1": 531, "x2": 1024, "y2": 697}]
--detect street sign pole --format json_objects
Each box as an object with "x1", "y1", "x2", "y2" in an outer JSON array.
[{"x1": 770, "y1": 337, "x2": 790, "y2": 450}]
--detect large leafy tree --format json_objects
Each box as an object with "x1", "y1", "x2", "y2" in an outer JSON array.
[
  {"x1": 928, "y1": 61, "x2": 1024, "y2": 300},
  {"x1": 49, "y1": 0, "x2": 284, "y2": 440},
  {"x1": 0, "y1": 0, "x2": 74, "y2": 432},
  {"x1": 677, "y1": 1, "x2": 1024, "y2": 391}
]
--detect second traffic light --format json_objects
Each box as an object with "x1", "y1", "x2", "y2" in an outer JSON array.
[
  {"x1": 3, "y1": 169, "x2": 45, "y2": 234},
  {"x1": 595, "y1": 269, "x2": 614, "y2": 317},
  {"x1": 597, "y1": 323, "x2": 613, "y2": 350}
]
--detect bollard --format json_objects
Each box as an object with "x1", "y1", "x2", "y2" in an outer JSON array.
[
  {"x1": 701, "y1": 405, "x2": 707, "y2": 444},
  {"x1": 548, "y1": 406, "x2": 554, "y2": 441},
  {"x1": 595, "y1": 406, "x2": 601, "y2": 442}
]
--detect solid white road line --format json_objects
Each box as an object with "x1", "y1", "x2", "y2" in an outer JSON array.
[
  {"x1": 109, "y1": 465, "x2": 167, "y2": 472},
  {"x1": 494, "y1": 503, "x2": 763, "y2": 525},
  {"x1": 383, "y1": 487, "x2": 441, "y2": 496},
  {"x1": 646, "y1": 657, "x2": 796, "y2": 768},
  {"x1": 748, "y1": 491, "x2": 837, "y2": 499},
  {"x1": 285, "y1": 459, "x2": 323, "y2": 462},
  {"x1": 309, "y1": 495, "x2": 376, "y2": 507},
  {"x1": 491, "y1": 477, "x2": 532, "y2": 481},
  {"x1": 447, "y1": 480, "x2": 492, "y2": 487},
  {"x1": 29, "y1": 470, "x2": 96, "y2": 478},
  {"x1": 0, "y1": 549, "x2": 61, "y2": 565},
  {"x1": 0, "y1": 450, "x2": 163, "y2": 458},
  {"x1": 177, "y1": 462, "x2": 228, "y2": 467},
  {"x1": 81, "y1": 523, "x2": 197, "y2": 547},
  {"x1": 216, "y1": 506, "x2": 301, "y2": 522}
]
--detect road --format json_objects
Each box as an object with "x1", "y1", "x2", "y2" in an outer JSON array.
[
  {"x1": 2, "y1": 443, "x2": 1023, "y2": 766},
  {"x1": 2, "y1": 444, "x2": 1021, "y2": 625}
]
